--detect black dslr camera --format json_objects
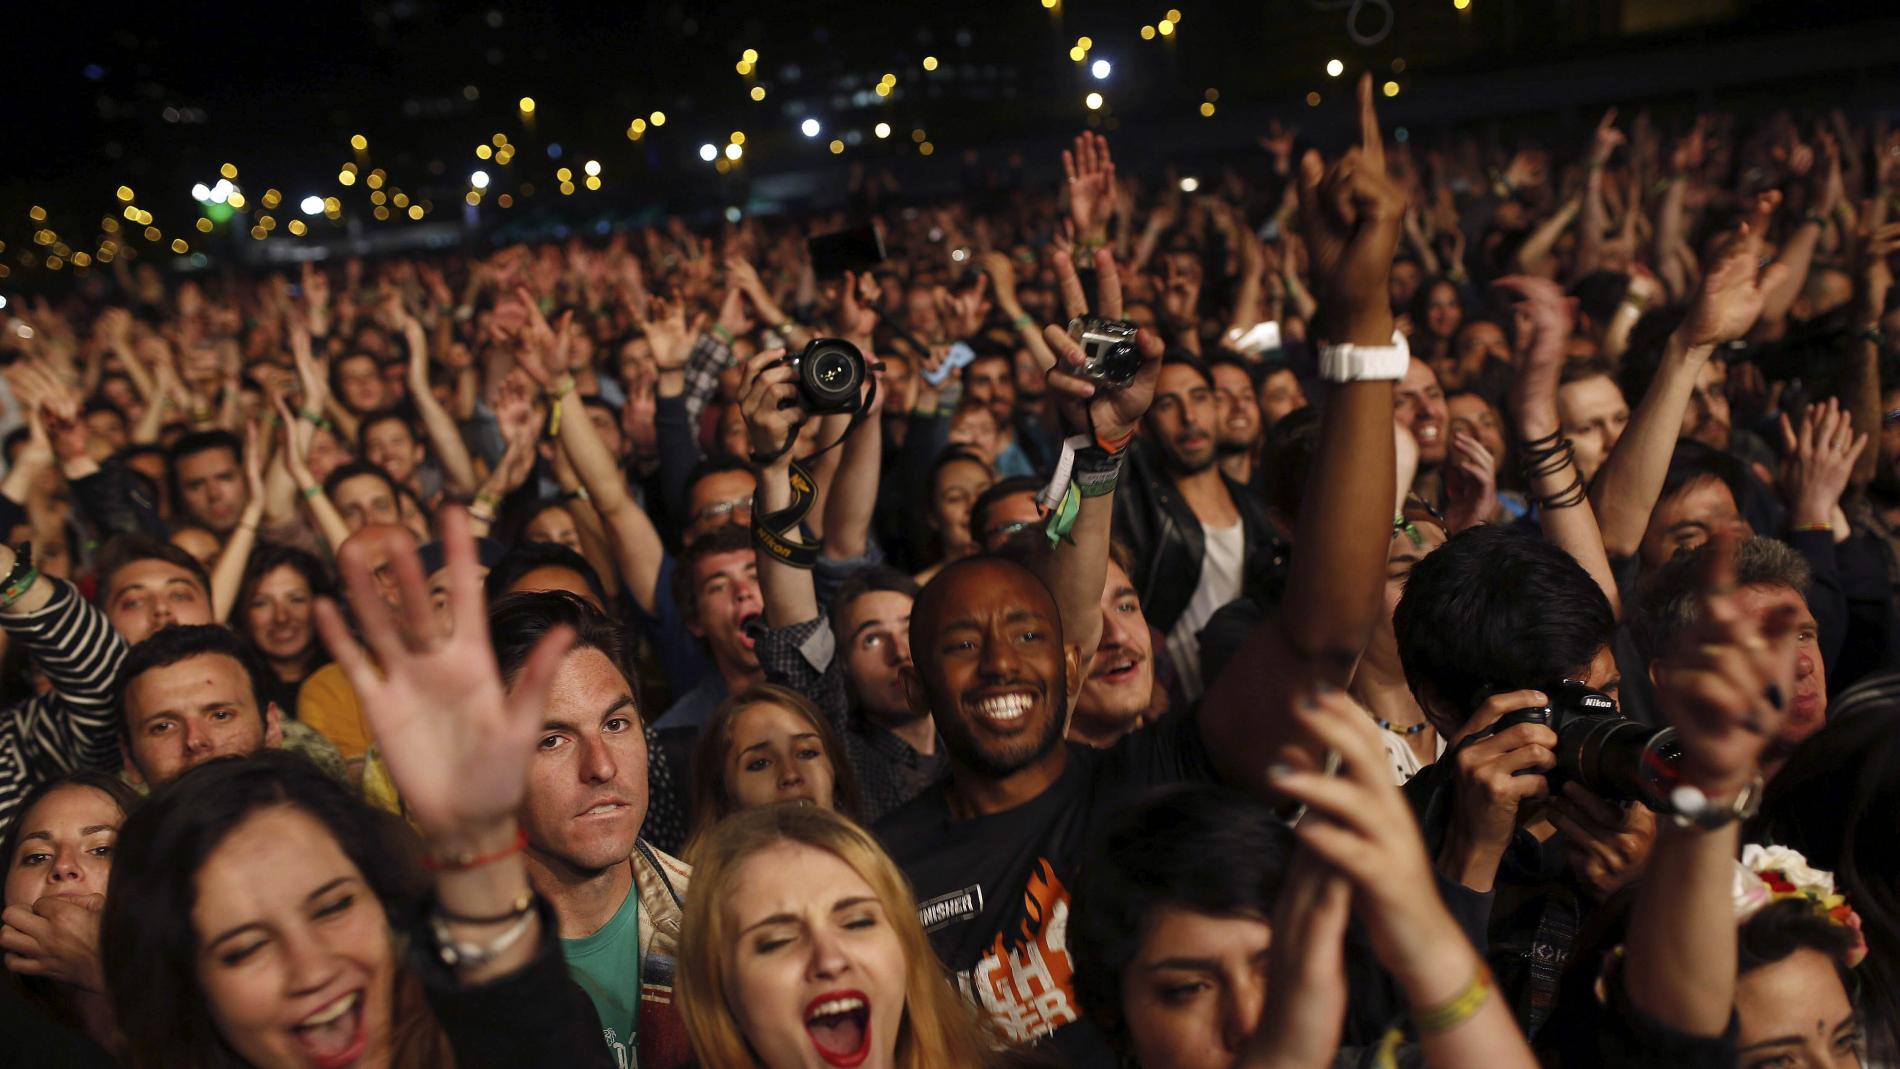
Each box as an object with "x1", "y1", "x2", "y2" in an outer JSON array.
[
  {"x1": 1478, "y1": 680, "x2": 1683, "y2": 811},
  {"x1": 1067, "y1": 317, "x2": 1143, "y2": 389},
  {"x1": 777, "y1": 338, "x2": 867, "y2": 415}
]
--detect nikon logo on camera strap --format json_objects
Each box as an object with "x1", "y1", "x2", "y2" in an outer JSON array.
[{"x1": 752, "y1": 461, "x2": 823, "y2": 569}]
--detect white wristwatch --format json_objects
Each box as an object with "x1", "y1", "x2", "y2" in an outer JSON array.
[{"x1": 1317, "y1": 329, "x2": 1411, "y2": 383}]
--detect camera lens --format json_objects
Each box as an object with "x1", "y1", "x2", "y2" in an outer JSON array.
[
  {"x1": 1558, "y1": 716, "x2": 1681, "y2": 810},
  {"x1": 793, "y1": 339, "x2": 865, "y2": 413},
  {"x1": 1096, "y1": 341, "x2": 1142, "y2": 387}
]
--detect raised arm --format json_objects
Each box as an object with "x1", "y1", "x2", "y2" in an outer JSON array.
[
  {"x1": 514, "y1": 291, "x2": 667, "y2": 614},
  {"x1": 1201, "y1": 74, "x2": 1402, "y2": 784},
  {"x1": 316, "y1": 511, "x2": 573, "y2": 990},
  {"x1": 979, "y1": 254, "x2": 1059, "y2": 374},
  {"x1": 271, "y1": 391, "x2": 352, "y2": 555},
  {"x1": 1265, "y1": 689, "x2": 1540, "y2": 1069},
  {"x1": 1497, "y1": 275, "x2": 1620, "y2": 613},
  {"x1": 1845, "y1": 208, "x2": 1897, "y2": 488},
  {"x1": 1037, "y1": 246, "x2": 1165, "y2": 675},
  {"x1": 211, "y1": 421, "x2": 269, "y2": 622},
  {"x1": 465, "y1": 374, "x2": 541, "y2": 541},
  {"x1": 737, "y1": 350, "x2": 823, "y2": 628},
  {"x1": 1574, "y1": 109, "x2": 1624, "y2": 279},
  {"x1": 1590, "y1": 196, "x2": 1787, "y2": 558},
  {"x1": 1627, "y1": 535, "x2": 1795, "y2": 1035},
  {"x1": 1513, "y1": 196, "x2": 1581, "y2": 278},
  {"x1": 396, "y1": 304, "x2": 479, "y2": 496},
  {"x1": 821, "y1": 360, "x2": 887, "y2": 562}
]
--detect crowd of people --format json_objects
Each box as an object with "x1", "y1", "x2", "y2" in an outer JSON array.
[{"x1": 0, "y1": 71, "x2": 1896, "y2": 1068}]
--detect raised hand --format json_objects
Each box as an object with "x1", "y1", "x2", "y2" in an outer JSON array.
[
  {"x1": 1654, "y1": 533, "x2": 1797, "y2": 800},
  {"x1": 1042, "y1": 248, "x2": 1164, "y2": 445},
  {"x1": 1676, "y1": 192, "x2": 1789, "y2": 349},
  {"x1": 1589, "y1": 107, "x2": 1626, "y2": 167},
  {"x1": 716, "y1": 284, "x2": 757, "y2": 340},
  {"x1": 315, "y1": 510, "x2": 575, "y2": 849},
  {"x1": 270, "y1": 390, "x2": 317, "y2": 489},
  {"x1": 1268, "y1": 688, "x2": 1520, "y2": 1015},
  {"x1": 976, "y1": 252, "x2": 1022, "y2": 315},
  {"x1": 1778, "y1": 398, "x2": 1866, "y2": 530},
  {"x1": 735, "y1": 348, "x2": 805, "y2": 466},
  {"x1": 1063, "y1": 130, "x2": 1117, "y2": 241},
  {"x1": 510, "y1": 286, "x2": 568, "y2": 389},
  {"x1": 629, "y1": 293, "x2": 704, "y2": 374},
  {"x1": 933, "y1": 275, "x2": 989, "y2": 340},
  {"x1": 1259, "y1": 119, "x2": 1300, "y2": 173},
  {"x1": 836, "y1": 270, "x2": 880, "y2": 343},
  {"x1": 1297, "y1": 74, "x2": 1406, "y2": 344}
]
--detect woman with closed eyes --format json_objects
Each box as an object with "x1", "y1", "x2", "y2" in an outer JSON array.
[{"x1": 678, "y1": 804, "x2": 1040, "y2": 1069}]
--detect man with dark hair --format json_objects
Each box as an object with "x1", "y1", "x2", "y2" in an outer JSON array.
[
  {"x1": 1207, "y1": 355, "x2": 1264, "y2": 488},
  {"x1": 1637, "y1": 440, "x2": 1752, "y2": 571},
  {"x1": 1393, "y1": 523, "x2": 1644, "y2": 1033},
  {"x1": 484, "y1": 540, "x2": 611, "y2": 611},
  {"x1": 971, "y1": 475, "x2": 1044, "y2": 551},
  {"x1": 869, "y1": 94, "x2": 1406, "y2": 1060},
  {"x1": 357, "y1": 405, "x2": 427, "y2": 493},
  {"x1": 1634, "y1": 537, "x2": 1826, "y2": 778},
  {"x1": 93, "y1": 533, "x2": 213, "y2": 644},
  {"x1": 652, "y1": 524, "x2": 762, "y2": 730},
  {"x1": 486, "y1": 589, "x2": 692, "y2": 1069},
  {"x1": 329, "y1": 350, "x2": 388, "y2": 416},
  {"x1": 1557, "y1": 355, "x2": 1630, "y2": 483},
  {"x1": 116, "y1": 623, "x2": 282, "y2": 787},
  {"x1": 0, "y1": 540, "x2": 127, "y2": 826},
  {"x1": 680, "y1": 454, "x2": 755, "y2": 544},
  {"x1": 1069, "y1": 542, "x2": 1161, "y2": 747},
  {"x1": 1441, "y1": 316, "x2": 1513, "y2": 394},
  {"x1": 323, "y1": 459, "x2": 403, "y2": 534},
  {"x1": 1113, "y1": 352, "x2": 1280, "y2": 699},
  {"x1": 961, "y1": 349, "x2": 1044, "y2": 477},
  {"x1": 165, "y1": 428, "x2": 247, "y2": 536}
]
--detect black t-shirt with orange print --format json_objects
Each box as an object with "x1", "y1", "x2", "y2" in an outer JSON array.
[{"x1": 874, "y1": 712, "x2": 1214, "y2": 1068}]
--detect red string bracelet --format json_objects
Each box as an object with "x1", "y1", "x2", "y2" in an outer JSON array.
[{"x1": 423, "y1": 826, "x2": 527, "y2": 873}]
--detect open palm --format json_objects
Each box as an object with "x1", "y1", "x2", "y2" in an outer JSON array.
[{"x1": 315, "y1": 511, "x2": 572, "y2": 843}]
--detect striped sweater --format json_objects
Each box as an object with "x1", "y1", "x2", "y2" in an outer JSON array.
[{"x1": 0, "y1": 579, "x2": 127, "y2": 827}]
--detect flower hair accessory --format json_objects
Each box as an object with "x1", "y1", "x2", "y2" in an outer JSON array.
[{"x1": 1734, "y1": 844, "x2": 1868, "y2": 967}]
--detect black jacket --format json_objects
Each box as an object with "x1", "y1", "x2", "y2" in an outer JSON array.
[{"x1": 1111, "y1": 437, "x2": 1287, "y2": 637}]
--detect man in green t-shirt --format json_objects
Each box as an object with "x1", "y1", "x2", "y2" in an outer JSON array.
[{"x1": 491, "y1": 592, "x2": 694, "y2": 1069}]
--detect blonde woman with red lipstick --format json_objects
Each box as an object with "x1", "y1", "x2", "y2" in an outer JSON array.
[{"x1": 679, "y1": 804, "x2": 1038, "y2": 1069}]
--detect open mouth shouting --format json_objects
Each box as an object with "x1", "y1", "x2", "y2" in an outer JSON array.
[
  {"x1": 291, "y1": 989, "x2": 367, "y2": 1068},
  {"x1": 739, "y1": 612, "x2": 766, "y2": 651},
  {"x1": 804, "y1": 990, "x2": 873, "y2": 1068}
]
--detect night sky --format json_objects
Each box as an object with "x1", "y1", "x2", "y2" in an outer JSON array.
[{"x1": 3, "y1": 0, "x2": 1893, "y2": 281}]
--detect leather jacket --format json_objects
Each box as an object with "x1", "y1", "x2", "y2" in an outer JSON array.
[{"x1": 1111, "y1": 437, "x2": 1288, "y2": 638}]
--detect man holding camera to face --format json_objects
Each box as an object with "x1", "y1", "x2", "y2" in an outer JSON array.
[{"x1": 1394, "y1": 522, "x2": 1669, "y2": 1036}]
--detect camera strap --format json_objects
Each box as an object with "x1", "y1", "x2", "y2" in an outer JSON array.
[
  {"x1": 752, "y1": 460, "x2": 823, "y2": 570},
  {"x1": 746, "y1": 374, "x2": 879, "y2": 570}
]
